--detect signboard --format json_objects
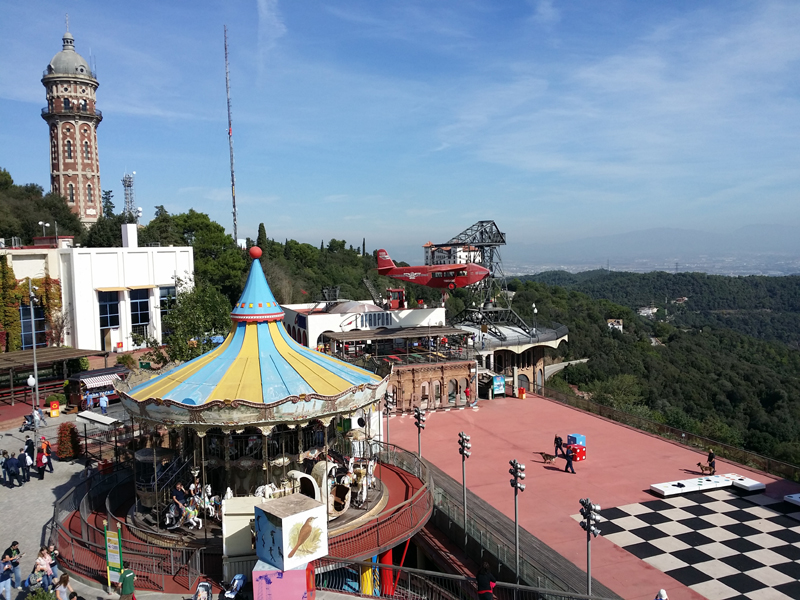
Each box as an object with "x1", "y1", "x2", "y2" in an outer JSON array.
[
  {"x1": 104, "y1": 521, "x2": 124, "y2": 585},
  {"x1": 50, "y1": 400, "x2": 60, "y2": 418},
  {"x1": 492, "y1": 376, "x2": 505, "y2": 396},
  {"x1": 254, "y1": 496, "x2": 328, "y2": 571}
]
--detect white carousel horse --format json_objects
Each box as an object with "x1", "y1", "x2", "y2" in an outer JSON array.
[
  {"x1": 366, "y1": 459, "x2": 377, "y2": 490},
  {"x1": 224, "y1": 487, "x2": 234, "y2": 500},
  {"x1": 254, "y1": 483, "x2": 279, "y2": 499},
  {"x1": 194, "y1": 485, "x2": 221, "y2": 520}
]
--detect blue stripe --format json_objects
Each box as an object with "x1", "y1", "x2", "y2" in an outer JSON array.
[
  {"x1": 168, "y1": 323, "x2": 247, "y2": 405},
  {"x1": 275, "y1": 324, "x2": 376, "y2": 385},
  {"x1": 257, "y1": 322, "x2": 315, "y2": 401}
]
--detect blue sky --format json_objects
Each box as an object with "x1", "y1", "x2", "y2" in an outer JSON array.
[{"x1": 1, "y1": 1, "x2": 799, "y2": 263}]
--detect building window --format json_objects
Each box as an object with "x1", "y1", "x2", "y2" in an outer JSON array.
[
  {"x1": 87, "y1": 184, "x2": 93, "y2": 203},
  {"x1": 99, "y1": 291, "x2": 120, "y2": 329},
  {"x1": 68, "y1": 184, "x2": 74, "y2": 203},
  {"x1": 66, "y1": 140, "x2": 72, "y2": 159},
  {"x1": 130, "y1": 289, "x2": 150, "y2": 338},
  {"x1": 84, "y1": 141, "x2": 89, "y2": 159},
  {"x1": 64, "y1": 98, "x2": 71, "y2": 110}
]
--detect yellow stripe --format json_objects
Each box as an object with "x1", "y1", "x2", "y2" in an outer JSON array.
[
  {"x1": 278, "y1": 324, "x2": 381, "y2": 381},
  {"x1": 132, "y1": 331, "x2": 235, "y2": 400},
  {"x1": 208, "y1": 323, "x2": 264, "y2": 402},
  {"x1": 269, "y1": 322, "x2": 352, "y2": 396}
]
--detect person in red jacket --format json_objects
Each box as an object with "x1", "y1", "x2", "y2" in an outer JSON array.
[{"x1": 36, "y1": 446, "x2": 48, "y2": 480}]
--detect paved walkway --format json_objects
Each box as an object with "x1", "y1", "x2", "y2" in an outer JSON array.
[
  {"x1": 388, "y1": 394, "x2": 800, "y2": 600},
  {"x1": 0, "y1": 404, "x2": 131, "y2": 600}
]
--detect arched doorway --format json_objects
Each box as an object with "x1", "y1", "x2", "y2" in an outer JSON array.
[
  {"x1": 537, "y1": 369, "x2": 543, "y2": 394},
  {"x1": 518, "y1": 374, "x2": 530, "y2": 393},
  {"x1": 447, "y1": 379, "x2": 458, "y2": 404}
]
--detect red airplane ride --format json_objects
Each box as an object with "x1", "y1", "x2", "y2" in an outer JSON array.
[{"x1": 376, "y1": 249, "x2": 490, "y2": 291}]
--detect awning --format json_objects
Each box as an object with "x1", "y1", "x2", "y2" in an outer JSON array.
[
  {"x1": 95, "y1": 287, "x2": 127, "y2": 292},
  {"x1": 76, "y1": 410, "x2": 121, "y2": 428},
  {"x1": 127, "y1": 285, "x2": 157, "y2": 290},
  {"x1": 321, "y1": 326, "x2": 466, "y2": 342},
  {"x1": 82, "y1": 373, "x2": 120, "y2": 389}
]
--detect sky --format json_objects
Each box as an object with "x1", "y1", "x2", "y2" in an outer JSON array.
[{"x1": 1, "y1": 0, "x2": 800, "y2": 264}]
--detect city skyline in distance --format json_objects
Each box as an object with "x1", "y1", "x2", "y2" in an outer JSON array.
[{"x1": 1, "y1": 1, "x2": 799, "y2": 264}]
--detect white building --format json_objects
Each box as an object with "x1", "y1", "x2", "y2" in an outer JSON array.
[
  {"x1": 422, "y1": 242, "x2": 479, "y2": 266},
  {"x1": 4, "y1": 224, "x2": 193, "y2": 352},
  {"x1": 282, "y1": 300, "x2": 446, "y2": 350}
]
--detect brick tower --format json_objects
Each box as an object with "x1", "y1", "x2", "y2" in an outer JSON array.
[{"x1": 41, "y1": 28, "x2": 102, "y2": 224}]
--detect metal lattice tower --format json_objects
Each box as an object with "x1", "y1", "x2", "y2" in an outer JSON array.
[
  {"x1": 121, "y1": 172, "x2": 136, "y2": 217},
  {"x1": 435, "y1": 220, "x2": 533, "y2": 340}
]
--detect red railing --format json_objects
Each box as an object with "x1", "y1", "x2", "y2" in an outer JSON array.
[{"x1": 328, "y1": 441, "x2": 434, "y2": 560}]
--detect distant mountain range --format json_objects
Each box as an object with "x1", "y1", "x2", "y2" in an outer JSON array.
[{"x1": 509, "y1": 225, "x2": 800, "y2": 271}]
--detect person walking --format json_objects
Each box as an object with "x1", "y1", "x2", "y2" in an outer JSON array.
[
  {"x1": 99, "y1": 392, "x2": 109, "y2": 415},
  {"x1": 554, "y1": 434, "x2": 564, "y2": 457},
  {"x1": 42, "y1": 436, "x2": 54, "y2": 473},
  {"x1": 32, "y1": 407, "x2": 42, "y2": 430},
  {"x1": 36, "y1": 445, "x2": 48, "y2": 480},
  {"x1": 19, "y1": 447, "x2": 31, "y2": 483},
  {"x1": 25, "y1": 436, "x2": 35, "y2": 463},
  {"x1": 564, "y1": 446, "x2": 576, "y2": 474},
  {"x1": 37, "y1": 406, "x2": 48, "y2": 426},
  {"x1": 707, "y1": 449, "x2": 716, "y2": 475},
  {"x1": 0, "y1": 550, "x2": 14, "y2": 600},
  {"x1": 2, "y1": 542, "x2": 23, "y2": 591},
  {"x1": 54, "y1": 573, "x2": 74, "y2": 600},
  {"x1": 115, "y1": 565, "x2": 136, "y2": 600},
  {"x1": 0, "y1": 451, "x2": 7, "y2": 487},
  {"x1": 476, "y1": 561, "x2": 496, "y2": 599},
  {"x1": 4, "y1": 453, "x2": 22, "y2": 487}
]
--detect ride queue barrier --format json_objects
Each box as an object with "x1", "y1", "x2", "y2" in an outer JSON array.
[{"x1": 314, "y1": 557, "x2": 619, "y2": 600}]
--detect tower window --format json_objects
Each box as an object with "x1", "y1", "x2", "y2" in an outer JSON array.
[
  {"x1": 68, "y1": 184, "x2": 74, "y2": 203},
  {"x1": 84, "y1": 141, "x2": 90, "y2": 159},
  {"x1": 64, "y1": 98, "x2": 71, "y2": 110},
  {"x1": 87, "y1": 184, "x2": 93, "y2": 203},
  {"x1": 66, "y1": 140, "x2": 72, "y2": 159}
]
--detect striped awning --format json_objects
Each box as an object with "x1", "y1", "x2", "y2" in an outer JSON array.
[{"x1": 83, "y1": 373, "x2": 120, "y2": 389}]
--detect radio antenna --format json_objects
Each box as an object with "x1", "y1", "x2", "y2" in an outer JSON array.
[{"x1": 224, "y1": 25, "x2": 238, "y2": 244}]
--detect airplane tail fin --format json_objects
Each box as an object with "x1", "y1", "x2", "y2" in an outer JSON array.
[{"x1": 376, "y1": 249, "x2": 395, "y2": 273}]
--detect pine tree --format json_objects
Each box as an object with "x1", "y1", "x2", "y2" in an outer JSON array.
[{"x1": 256, "y1": 223, "x2": 268, "y2": 253}]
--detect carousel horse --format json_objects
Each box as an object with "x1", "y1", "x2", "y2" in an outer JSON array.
[
  {"x1": 163, "y1": 502, "x2": 182, "y2": 529},
  {"x1": 194, "y1": 485, "x2": 221, "y2": 521},
  {"x1": 254, "y1": 483, "x2": 279, "y2": 499},
  {"x1": 183, "y1": 501, "x2": 203, "y2": 530}
]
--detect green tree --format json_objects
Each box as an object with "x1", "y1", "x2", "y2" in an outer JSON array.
[
  {"x1": 139, "y1": 205, "x2": 184, "y2": 247},
  {"x1": 102, "y1": 189, "x2": 115, "y2": 217},
  {"x1": 256, "y1": 223, "x2": 268, "y2": 254},
  {"x1": 139, "y1": 278, "x2": 232, "y2": 365}
]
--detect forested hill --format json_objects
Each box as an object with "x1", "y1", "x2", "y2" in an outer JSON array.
[
  {"x1": 506, "y1": 281, "x2": 800, "y2": 465},
  {"x1": 520, "y1": 270, "x2": 800, "y2": 348}
]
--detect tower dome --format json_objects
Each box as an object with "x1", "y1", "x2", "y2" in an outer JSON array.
[{"x1": 46, "y1": 32, "x2": 93, "y2": 78}]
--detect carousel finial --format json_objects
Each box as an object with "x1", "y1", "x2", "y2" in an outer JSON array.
[{"x1": 250, "y1": 246, "x2": 262, "y2": 259}]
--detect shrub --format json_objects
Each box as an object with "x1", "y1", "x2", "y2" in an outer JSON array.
[
  {"x1": 56, "y1": 421, "x2": 81, "y2": 460},
  {"x1": 116, "y1": 353, "x2": 137, "y2": 370}
]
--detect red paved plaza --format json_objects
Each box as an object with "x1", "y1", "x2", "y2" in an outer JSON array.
[{"x1": 388, "y1": 394, "x2": 800, "y2": 600}]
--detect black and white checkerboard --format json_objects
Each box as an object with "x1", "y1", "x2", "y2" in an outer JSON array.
[{"x1": 579, "y1": 488, "x2": 800, "y2": 599}]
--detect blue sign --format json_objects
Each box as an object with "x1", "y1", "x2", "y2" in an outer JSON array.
[{"x1": 492, "y1": 376, "x2": 505, "y2": 395}]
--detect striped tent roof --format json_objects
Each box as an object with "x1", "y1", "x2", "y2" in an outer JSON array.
[{"x1": 126, "y1": 249, "x2": 382, "y2": 408}]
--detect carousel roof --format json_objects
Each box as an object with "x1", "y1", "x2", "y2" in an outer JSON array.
[{"x1": 126, "y1": 247, "x2": 382, "y2": 408}]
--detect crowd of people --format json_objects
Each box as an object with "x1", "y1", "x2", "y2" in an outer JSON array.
[
  {"x1": 0, "y1": 435, "x2": 54, "y2": 488},
  {"x1": 0, "y1": 541, "x2": 85, "y2": 599}
]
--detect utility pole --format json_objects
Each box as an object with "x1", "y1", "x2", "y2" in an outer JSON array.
[
  {"x1": 28, "y1": 279, "x2": 40, "y2": 411},
  {"x1": 414, "y1": 406, "x2": 426, "y2": 457},
  {"x1": 223, "y1": 25, "x2": 239, "y2": 244},
  {"x1": 579, "y1": 497, "x2": 602, "y2": 596},
  {"x1": 509, "y1": 459, "x2": 526, "y2": 588},
  {"x1": 458, "y1": 432, "x2": 471, "y2": 546}
]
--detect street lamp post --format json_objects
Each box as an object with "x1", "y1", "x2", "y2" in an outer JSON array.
[
  {"x1": 413, "y1": 406, "x2": 426, "y2": 457},
  {"x1": 458, "y1": 432, "x2": 471, "y2": 546},
  {"x1": 27, "y1": 278, "x2": 40, "y2": 412},
  {"x1": 509, "y1": 459, "x2": 526, "y2": 587},
  {"x1": 579, "y1": 498, "x2": 602, "y2": 596},
  {"x1": 38, "y1": 221, "x2": 50, "y2": 238}
]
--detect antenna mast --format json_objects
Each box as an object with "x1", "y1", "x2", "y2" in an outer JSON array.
[
  {"x1": 224, "y1": 25, "x2": 238, "y2": 244},
  {"x1": 122, "y1": 172, "x2": 136, "y2": 217}
]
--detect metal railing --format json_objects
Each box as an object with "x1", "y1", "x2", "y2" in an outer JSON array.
[
  {"x1": 41, "y1": 106, "x2": 102, "y2": 118},
  {"x1": 52, "y1": 462, "x2": 202, "y2": 591},
  {"x1": 327, "y1": 440, "x2": 434, "y2": 560},
  {"x1": 314, "y1": 558, "x2": 618, "y2": 600},
  {"x1": 535, "y1": 383, "x2": 800, "y2": 482}
]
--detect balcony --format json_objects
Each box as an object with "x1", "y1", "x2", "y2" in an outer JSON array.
[{"x1": 42, "y1": 106, "x2": 102, "y2": 119}]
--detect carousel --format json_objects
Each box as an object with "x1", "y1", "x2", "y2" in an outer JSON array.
[{"x1": 115, "y1": 247, "x2": 389, "y2": 542}]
